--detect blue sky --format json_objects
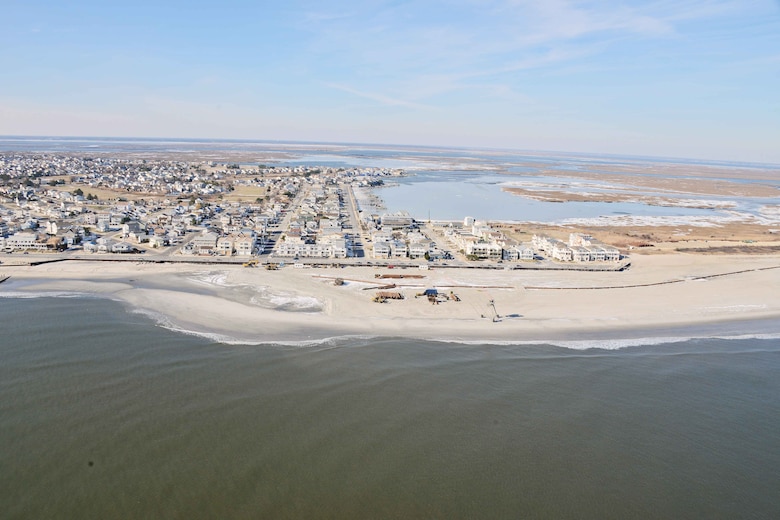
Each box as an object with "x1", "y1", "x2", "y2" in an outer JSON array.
[{"x1": 1, "y1": 0, "x2": 779, "y2": 163}]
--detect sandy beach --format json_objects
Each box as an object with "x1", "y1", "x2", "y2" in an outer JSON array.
[{"x1": 2, "y1": 253, "x2": 779, "y2": 344}]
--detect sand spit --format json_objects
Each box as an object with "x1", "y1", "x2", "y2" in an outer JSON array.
[{"x1": 2, "y1": 254, "x2": 780, "y2": 344}]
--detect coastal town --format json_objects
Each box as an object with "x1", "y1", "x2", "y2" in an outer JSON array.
[
  {"x1": 2, "y1": 148, "x2": 776, "y2": 335},
  {"x1": 0, "y1": 152, "x2": 625, "y2": 269}
]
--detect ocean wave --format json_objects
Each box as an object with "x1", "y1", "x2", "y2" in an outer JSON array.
[
  {"x1": 424, "y1": 335, "x2": 691, "y2": 350},
  {"x1": 545, "y1": 332, "x2": 780, "y2": 351},
  {"x1": 424, "y1": 331, "x2": 780, "y2": 350},
  {"x1": 129, "y1": 307, "x2": 251, "y2": 344},
  {"x1": 128, "y1": 306, "x2": 376, "y2": 346}
]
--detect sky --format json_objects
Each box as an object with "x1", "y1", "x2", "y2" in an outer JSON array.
[{"x1": 1, "y1": 0, "x2": 779, "y2": 163}]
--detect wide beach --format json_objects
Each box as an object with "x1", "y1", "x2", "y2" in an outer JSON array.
[{"x1": 3, "y1": 252, "x2": 779, "y2": 344}]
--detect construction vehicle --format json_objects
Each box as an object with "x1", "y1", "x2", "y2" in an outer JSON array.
[{"x1": 242, "y1": 259, "x2": 259, "y2": 268}]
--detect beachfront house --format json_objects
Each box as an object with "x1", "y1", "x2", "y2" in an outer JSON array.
[
  {"x1": 568, "y1": 233, "x2": 622, "y2": 262},
  {"x1": 111, "y1": 242, "x2": 134, "y2": 254},
  {"x1": 286, "y1": 242, "x2": 332, "y2": 258},
  {"x1": 324, "y1": 236, "x2": 349, "y2": 258},
  {"x1": 532, "y1": 234, "x2": 555, "y2": 252},
  {"x1": 4, "y1": 232, "x2": 48, "y2": 251},
  {"x1": 373, "y1": 241, "x2": 391, "y2": 258},
  {"x1": 408, "y1": 241, "x2": 430, "y2": 259},
  {"x1": 551, "y1": 242, "x2": 574, "y2": 262},
  {"x1": 602, "y1": 246, "x2": 621, "y2": 261},
  {"x1": 149, "y1": 235, "x2": 167, "y2": 248},
  {"x1": 571, "y1": 246, "x2": 591, "y2": 262},
  {"x1": 234, "y1": 234, "x2": 255, "y2": 256},
  {"x1": 216, "y1": 235, "x2": 234, "y2": 256},
  {"x1": 190, "y1": 231, "x2": 219, "y2": 255},
  {"x1": 389, "y1": 239, "x2": 408, "y2": 259},
  {"x1": 466, "y1": 241, "x2": 503, "y2": 260},
  {"x1": 503, "y1": 244, "x2": 535, "y2": 261}
]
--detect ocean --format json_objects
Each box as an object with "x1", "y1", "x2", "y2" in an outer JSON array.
[{"x1": 2, "y1": 296, "x2": 780, "y2": 519}]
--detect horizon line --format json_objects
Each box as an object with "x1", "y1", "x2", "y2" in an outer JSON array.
[{"x1": 1, "y1": 134, "x2": 778, "y2": 169}]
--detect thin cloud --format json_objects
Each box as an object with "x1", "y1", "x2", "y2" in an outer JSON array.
[{"x1": 323, "y1": 82, "x2": 435, "y2": 110}]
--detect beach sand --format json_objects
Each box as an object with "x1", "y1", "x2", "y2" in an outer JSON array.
[{"x1": 2, "y1": 254, "x2": 779, "y2": 344}]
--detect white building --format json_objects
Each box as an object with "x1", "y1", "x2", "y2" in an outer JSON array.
[
  {"x1": 190, "y1": 231, "x2": 219, "y2": 255},
  {"x1": 5, "y1": 232, "x2": 46, "y2": 251},
  {"x1": 503, "y1": 244, "x2": 534, "y2": 261},
  {"x1": 389, "y1": 239, "x2": 407, "y2": 259},
  {"x1": 408, "y1": 241, "x2": 429, "y2": 259},
  {"x1": 373, "y1": 241, "x2": 391, "y2": 258},
  {"x1": 466, "y1": 241, "x2": 502, "y2": 260},
  {"x1": 216, "y1": 235, "x2": 234, "y2": 256},
  {"x1": 234, "y1": 234, "x2": 255, "y2": 256},
  {"x1": 551, "y1": 242, "x2": 573, "y2": 262}
]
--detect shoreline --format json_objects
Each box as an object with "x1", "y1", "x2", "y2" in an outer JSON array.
[{"x1": 3, "y1": 254, "x2": 780, "y2": 346}]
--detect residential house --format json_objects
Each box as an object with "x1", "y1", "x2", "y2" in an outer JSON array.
[{"x1": 190, "y1": 231, "x2": 219, "y2": 255}]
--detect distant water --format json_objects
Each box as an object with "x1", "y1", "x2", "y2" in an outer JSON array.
[
  {"x1": 4, "y1": 136, "x2": 776, "y2": 222},
  {"x1": 2, "y1": 136, "x2": 778, "y2": 170},
  {"x1": 3, "y1": 297, "x2": 780, "y2": 519}
]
